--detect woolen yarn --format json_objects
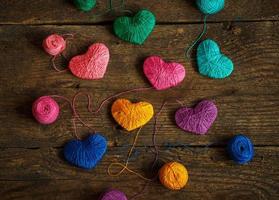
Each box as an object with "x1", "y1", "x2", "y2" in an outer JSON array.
[
  {"x1": 196, "y1": 0, "x2": 225, "y2": 15},
  {"x1": 159, "y1": 162, "x2": 188, "y2": 190},
  {"x1": 227, "y1": 134, "x2": 254, "y2": 164},
  {"x1": 99, "y1": 189, "x2": 128, "y2": 200},
  {"x1": 32, "y1": 96, "x2": 60, "y2": 125},
  {"x1": 42, "y1": 34, "x2": 66, "y2": 56},
  {"x1": 73, "y1": 0, "x2": 96, "y2": 12}
]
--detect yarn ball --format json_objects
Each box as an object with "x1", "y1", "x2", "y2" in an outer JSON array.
[
  {"x1": 111, "y1": 99, "x2": 154, "y2": 131},
  {"x1": 73, "y1": 0, "x2": 96, "y2": 12},
  {"x1": 64, "y1": 133, "x2": 107, "y2": 169},
  {"x1": 32, "y1": 96, "x2": 60, "y2": 125},
  {"x1": 227, "y1": 134, "x2": 254, "y2": 164},
  {"x1": 113, "y1": 9, "x2": 156, "y2": 45},
  {"x1": 42, "y1": 34, "x2": 66, "y2": 56},
  {"x1": 99, "y1": 189, "x2": 128, "y2": 200},
  {"x1": 196, "y1": 0, "x2": 225, "y2": 15},
  {"x1": 175, "y1": 100, "x2": 218, "y2": 135},
  {"x1": 197, "y1": 39, "x2": 234, "y2": 79},
  {"x1": 143, "y1": 56, "x2": 186, "y2": 90},
  {"x1": 159, "y1": 162, "x2": 188, "y2": 190},
  {"x1": 68, "y1": 43, "x2": 110, "y2": 80}
]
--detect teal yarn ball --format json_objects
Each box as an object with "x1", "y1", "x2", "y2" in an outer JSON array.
[
  {"x1": 197, "y1": 39, "x2": 234, "y2": 79},
  {"x1": 196, "y1": 0, "x2": 225, "y2": 15},
  {"x1": 227, "y1": 134, "x2": 254, "y2": 164},
  {"x1": 73, "y1": 0, "x2": 96, "y2": 12},
  {"x1": 113, "y1": 9, "x2": 156, "y2": 45}
]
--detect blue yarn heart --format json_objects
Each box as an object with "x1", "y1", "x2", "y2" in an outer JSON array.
[
  {"x1": 227, "y1": 134, "x2": 254, "y2": 164},
  {"x1": 64, "y1": 133, "x2": 107, "y2": 169},
  {"x1": 197, "y1": 39, "x2": 234, "y2": 79}
]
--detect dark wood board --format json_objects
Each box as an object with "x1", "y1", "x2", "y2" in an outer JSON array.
[
  {"x1": 0, "y1": 0, "x2": 279, "y2": 199},
  {"x1": 0, "y1": 22, "x2": 278, "y2": 148},
  {"x1": 0, "y1": 147, "x2": 278, "y2": 200},
  {"x1": 0, "y1": 0, "x2": 278, "y2": 24}
]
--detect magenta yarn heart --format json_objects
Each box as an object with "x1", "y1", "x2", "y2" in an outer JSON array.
[
  {"x1": 68, "y1": 43, "x2": 109, "y2": 80},
  {"x1": 143, "y1": 56, "x2": 186, "y2": 90},
  {"x1": 175, "y1": 100, "x2": 218, "y2": 135}
]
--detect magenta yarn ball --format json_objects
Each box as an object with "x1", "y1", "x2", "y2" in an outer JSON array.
[
  {"x1": 43, "y1": 34, "x2": 66, "y2": 56},
  {"x1": 32, "y1": 96, "x2": 60, "y2": 125},
  {"x1": 99, "y1": 189, "x2": 128, "y2": 200}
]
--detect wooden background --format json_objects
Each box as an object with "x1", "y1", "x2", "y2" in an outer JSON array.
[{"x1": 0, "y1": 0, "x2": 279, "y2": 199}]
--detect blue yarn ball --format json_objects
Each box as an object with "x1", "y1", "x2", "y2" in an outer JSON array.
[
  {"x1": 64, "y1": 133, "x2": 107, "y2": 169},
  {"x1": 196, "y1": 0, "x2": 225, "y2": 15},
  {"x1": 227, "y1": 134, "x2": 254, "y2": 164}
]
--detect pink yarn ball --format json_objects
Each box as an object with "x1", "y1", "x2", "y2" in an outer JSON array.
[
  {"x1": 32, "y1": 96, "x2": 60, "y2": 125},
  {"x1": 43, "y1": 34, "x2": 66, "y2": 56}
]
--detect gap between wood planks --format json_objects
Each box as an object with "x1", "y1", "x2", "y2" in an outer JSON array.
[{"x1": 0, "y1": 19, "x2": 278, "y2": 26}]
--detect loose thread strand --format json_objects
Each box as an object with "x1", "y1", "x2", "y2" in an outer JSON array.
[
  {"x1": 92, "y1": 0, "x2": 131, "y2": 20},
  {"x1": 151, "y1": 101, "x2": 168, "y2": 169},
  {"x1": 51, "y1": 56, "x2": 69, "y2": 73},
  {"x1": 50, "y1": 33, "x2": 74, "y2": 73},
  {"x1": 50, "y1": 95, "x2": 95, "y2": 139},
  {"x1": 107, "y1": 127, "x2": 152, "y2": 182},
  {"x1": 72, "y1": 87, "x2": 152, "y2": 115},
  {"x1": 185, "y1": 15, "x2": 208, "y2": 59}
]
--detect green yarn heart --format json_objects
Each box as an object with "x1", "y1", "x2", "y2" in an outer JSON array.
[
  {"x1": 73, "y1": 0, "x2": 96, "y2": 12},
  {"x1": 113, "y1": 10, "x2": 156, "y2": 45},
  {"x1": 197, "y1": 39, "x2": 234, "y2": 79}
]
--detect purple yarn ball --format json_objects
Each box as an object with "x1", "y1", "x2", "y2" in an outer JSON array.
[{"x1": 99, "y1": 189, "x2": 128, "y2": 200}]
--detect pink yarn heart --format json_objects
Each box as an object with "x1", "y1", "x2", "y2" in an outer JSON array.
[
  {"x1": 175, "y1": 100, "x2": 218, "y2": 135},
  {"x1": 143, "y1": 56, "x2": 186, "y2": 90},
  {"x1": 68, "y1": 43, "x2": 109, "y2": 80}
]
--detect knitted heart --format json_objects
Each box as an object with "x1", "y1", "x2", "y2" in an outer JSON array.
[
  {"x1": 68, "y1": 43, "x2": 109, "y2": 80},
  {"x1": 175, "y1": 100, "x2": 218, "y2": 135},
  {"x1": 73, "y1": 0, "x2": 96, "y2": 12},
  {"x1": 111, "y1": 99, "x2": 154, "y2": 131},
  {"x1": 64, "y1": 134, "x2": 107, "y2": 169},
  {"x1": 143, "y1": 56, "x2": 186, "y2": 90},
  {"x1": 113, "y1": 9, "x2": 156, "y2": 45},
  {"x1": 197, "y1": 39, "x2": 234, "y2": 79}
]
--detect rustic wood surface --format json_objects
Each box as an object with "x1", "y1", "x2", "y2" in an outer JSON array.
[{"x1": 0, "y1": 0, "x2": 278, "y2": 199}]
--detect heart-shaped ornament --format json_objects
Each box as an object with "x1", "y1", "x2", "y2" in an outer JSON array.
[
  {"x1": 111, "y1": 99, "x2": 154, "y2": 131},
  {"x1": 113, "y1": 9, "x2": 156, "y2": 45},
  {"x1": 175, "y1": 100, "x2": 218, "y2": 135},
  {"x1": 73, "y1": 0, "x2": 96, "y2": 12},
  {"x1": 68, "y1": 43, "x2": 109, "y2": 80},
  {"x1": 143, "y1": 56, "x2": 186, "y2": 90},
  {"x1": 64, "y1": 133, "x2": 107, "y2": 169},
  {"x1": 197, "y1": 39, "x2": 234, "y2": 79}
]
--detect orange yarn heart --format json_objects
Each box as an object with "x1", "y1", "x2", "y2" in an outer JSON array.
[{"x1": 111, "y1": 99, "x2": 154, "y2": 131}]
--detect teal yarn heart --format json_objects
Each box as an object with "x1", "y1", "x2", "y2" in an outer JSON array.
[
  {"x1": 73, "y1": 0, "x2": 96, "y2": 12},
  {"x1": 64, "y1": 133, "x2": 107, "y2": 169},
  {"x1": 113, "y1": 9, "x2": 156, "y2": 45},
  {"x1": 197, "y1": 39, "x2": 234, "y2": 79}
]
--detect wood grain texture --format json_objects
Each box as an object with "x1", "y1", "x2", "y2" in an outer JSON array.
[
  {"x1": 0, "y1": 0, "x2": 278, "y2": 24},
  {"x1": 0, "y1": 0, "x2": 279, "y2": 199},
  {"x1": 0, "y1": 22, "x2": 278, "y2": 148},
  {"x1": 0, "y1": 147, "x2": 278, "y2": 199}
]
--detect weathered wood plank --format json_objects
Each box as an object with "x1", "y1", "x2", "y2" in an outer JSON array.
[
  {"x1": 0, "y1": 0, "x2": 278, "y2": 24},
  {"x1": 0, "y1": 90, "x2": 278, "y2": 147},
  {"x1": 0, "y1": 147, "x2": 278, "y2": 199},
  {"x1": 0, "y1": 22, "x2": 278, "y2": 147}
]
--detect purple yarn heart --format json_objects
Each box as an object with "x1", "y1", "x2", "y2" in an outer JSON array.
[{"x1": 175, "y1": 100, "x2": 218, "y2": 135}]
